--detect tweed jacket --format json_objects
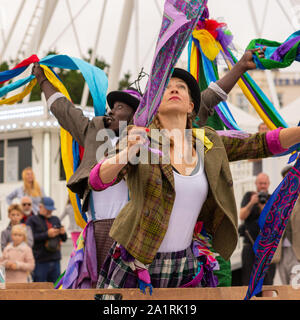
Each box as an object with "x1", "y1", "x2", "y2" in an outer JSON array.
[
  {"x1": 50, "y1": 97, "x2": 110, "y2": 212},
  {"x1": 100, "y1": 125, "x2": 273, "y2": 265},
  {"x1": 50, "y1": 88, "x2": 222, "y2": 213}
]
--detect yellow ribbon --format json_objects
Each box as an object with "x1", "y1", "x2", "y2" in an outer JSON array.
[
  {"x1": 190, "y1": 41, "x2": 199, "y2": 81},
  {"x1": 0, "y1": 78, "x2": 37, "y2": 105},
  {"x1": 40, "y1": 65, "x2": 86, "y2": 229},
  {"x1": 192, "y1": 128, "x2": 213, "y2": 152},
  {"x1": 192, "y1": 29, "x2": 221, "y2": 61}
]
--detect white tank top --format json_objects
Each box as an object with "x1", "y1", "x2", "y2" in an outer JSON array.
[
  {"x1": 87, "y1": 136, "x2": 129, "y2": 221},
  {"x1": 158, "y1": 160, "x2": 208, "y2": 252}
]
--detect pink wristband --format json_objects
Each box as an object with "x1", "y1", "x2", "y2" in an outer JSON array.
[
  {"x1": 266, "y1": 127, "x2": 288, "y2": 155},
  {"x1": 89, "y1": 159, "x2": 117, "y2": 191}
]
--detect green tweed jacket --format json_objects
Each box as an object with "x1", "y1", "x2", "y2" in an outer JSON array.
[
  {"x1": 93, "y1": 124, "x2": 273, "y2": 265},
  {"x1": 99, "y1": 124, "x2": 272, "y2": 264}
]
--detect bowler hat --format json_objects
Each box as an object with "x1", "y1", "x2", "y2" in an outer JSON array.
[{"x1": 107, "y1": 87, "x2": 142, "y2": 111}]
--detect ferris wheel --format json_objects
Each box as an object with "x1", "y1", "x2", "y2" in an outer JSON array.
[{"x1": 0, "y1": 0, "x2": 299, "y2": 107}]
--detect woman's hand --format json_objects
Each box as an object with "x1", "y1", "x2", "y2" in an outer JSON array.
[{"x1": 127, "y1": 126, "x2": 149, "y2": 162}]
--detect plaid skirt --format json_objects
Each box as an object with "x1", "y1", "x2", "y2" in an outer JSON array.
[
  {"x1": 93, "y1": 219, "x2": 115, "y2": 274},
  {"x1": 97, "y1": 242, "x2": 199, "y2": 289}
]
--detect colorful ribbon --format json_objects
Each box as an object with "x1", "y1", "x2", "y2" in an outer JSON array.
[
  {"x1": 0, "y1": 54, "x2": 108, "y2": 229},
  {"x1": 247, "y1": 30, "x2": 300, "y2": 70},
  {"x1": 188, "y1": 13, "x2": 299, "y2": 160},
  {"x1": 133, "y1": 0, "x2": 208, "y2": 127},
  {"x1": 55, "y1": 221, "x2": 98, "y2": 289},
  {"x1": 245, "y1": 156, "x2": 300, "y2": 299}
]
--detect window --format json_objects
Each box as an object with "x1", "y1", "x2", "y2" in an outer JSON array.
[
  {"x1": 277, "y1": 93, "x2": 283, "y2": 108},
  {"x1": 59, "y1": 149, "x2": 66, "y2": 181},
  {"x1": 0, "y1": 141, "x2": 4, "y2": 183},
  {"x1": 0, "y1": 138, "x2": 32, "y2": 182}
]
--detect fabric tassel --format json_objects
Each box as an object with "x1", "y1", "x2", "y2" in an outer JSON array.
[{"x1": 136, "y1": 268, "x2": 153, "y2": 295}]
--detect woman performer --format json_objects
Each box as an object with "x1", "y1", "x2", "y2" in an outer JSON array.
[
  {"x1": 88, "y1": 49, "x2": 300, "y2": 289},
  {"x1": 31, "y1": 47, "x2": 245, "y2": 276}
]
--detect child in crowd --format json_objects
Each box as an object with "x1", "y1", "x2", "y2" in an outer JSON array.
[
  {"x1": 1, "y1": 204, "x2": 34, "y2": 251},
  {"x1": 0, "y1": 224, "x2": 35, "y2": 283}
]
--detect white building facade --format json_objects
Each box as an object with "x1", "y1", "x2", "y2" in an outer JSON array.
[{"x1": 0, "y1": 101, "x2": 94, "y2": 234}]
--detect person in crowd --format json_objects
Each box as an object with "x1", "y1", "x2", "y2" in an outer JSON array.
[
  {"x1": 26, "y1": 197, "x2": 67, "y2": 283},
  {"x1": 89, "y1": 48, "x2": 300, "y2": 290},
  {"x1": 273, "y1": 166, "x2": 300, "y2": 285},
  {"x1": 59, "y1": 196, "x2": 82, "y2": 249},
  {"x1": 1, "y1": 204, "x2": 33, "y2": 251},
  {"x1": 6, "y1": 167, "x2": 45, "y2": 215},
  {"x1": 0, "y1": 224, "x2": 35, "y2": 283},
  {"x1": 239, "y1": 172, "x2": 276, "y2": 286},
  {"x1": 20, "y1": 196, "x2": 34, "y2": 223},
  {"x1": 249, "y1": 122, "x2": 270, "y2": 175}
]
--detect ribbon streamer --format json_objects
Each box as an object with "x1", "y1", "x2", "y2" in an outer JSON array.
[
  {"x1": 0, "y1": 54, "x2": 108, "y2": 229},
  {"x1": 247, "y1": 30, "x2": 300, "y2": 70},
  {"x1": 245, "y1": 156, "x2": 300, "y2": 299},
  {"x1": 133, "y1": 0, "x2": 208, "y2": 127}
]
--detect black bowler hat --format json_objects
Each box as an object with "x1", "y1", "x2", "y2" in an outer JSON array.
[
  {"x1": 107, "y1": 87, "x2": 142, "y2": 111},
  {"x1": 171, "y1": 68, "x2": 200, "y2": 114}
]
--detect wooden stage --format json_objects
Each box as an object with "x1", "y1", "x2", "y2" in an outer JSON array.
[{"x1": 0, "y1": 283, "x2": 299, "y2": 300}]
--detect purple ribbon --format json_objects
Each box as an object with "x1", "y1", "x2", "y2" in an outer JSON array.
[{"x1": 134, "y1": 0, "x2": 208, "y2": 127}]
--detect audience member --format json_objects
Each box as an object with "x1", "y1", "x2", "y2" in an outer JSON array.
[
  {"x1": 59, "y1": 196, "x2": 81, "y2": 249},
  {"x1": 6, "y1": 167, "x2": 45, "y2": 215},
  {"x1": 273, "y1": 166, "x2": 300, "y2": 284},
  {"x1": 1, "y1": 204, "x2": 33, "y2": 251},
  {"x1": 250, "y1": 122, "x2": 270, "y2": 175},
  {"x1": 26, "y1": 197, "x2": 67, "y2": 283},
  {"x1": 20, "y1": 196, "x2": 34, "y2": 223},
  {"x1": 0, "y1": 224, "x2": 35, "y2": 283},
  {"x1": 239, "y1": 172, "x2": 276, "y2": 285}
]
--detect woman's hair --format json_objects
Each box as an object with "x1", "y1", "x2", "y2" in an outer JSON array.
[
  {"x1": 22, "y1": 167, "x2": 42, "y2": 197},
  {"x1": 11, "y1": 224, "x2": 27, "y2": 244},
  {"x1": 8, "y1": 203, "x2": 23, "y2": 215}
]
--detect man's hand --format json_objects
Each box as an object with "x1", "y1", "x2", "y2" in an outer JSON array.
[
  {"x1": 59, "y1": 226, "x2": 66, "y2": 235},
  {"x1": 5, "y1": 261, "x2": 17, "y2": 270},
  {"x1": 238, "y1": 47, "x2": 266, "y2": 72},
  {"x1": 249, "y1": 192, "x2": 259, "y2": 205},
  {"x1": 48, "y1": 228, "x2": 60, "y2": 238},
  {"x1": 31, "y1": 62, "x2": 47, "y2": 84}
]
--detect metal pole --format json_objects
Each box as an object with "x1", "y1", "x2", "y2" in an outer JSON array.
[
  {"x1": 107, "y1": 0, "x2": 134, "y2": 97},
  {"x1": 21, "y1": 0, "x2": 59, "y2": 103},
  {"x1": 65, "y1": 0, "x2": 83, "y2": 57},
  {"x1": 43, "y1": 132, "x2": 51, "y2": 196},
  {"x1": 80, "y1": 0, "x2": 108, "y2": 107},
  {"x1": 134, "y1": 0, "x2": 140, "y2": 78},
  {"x1": 286, "y1": 0, "x2": 300, "y2": 29},
  {"x1": 0, "y1": 0, "x2": 26, "y2": 61}
]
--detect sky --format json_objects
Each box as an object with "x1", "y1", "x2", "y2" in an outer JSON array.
[{"x1": 0, "y1": 0, "x2": 299, "y2": 88}]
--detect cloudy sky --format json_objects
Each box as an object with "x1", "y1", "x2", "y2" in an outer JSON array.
[{"x1": 0, "y1": 0, "x2": 299, "y2": 84}]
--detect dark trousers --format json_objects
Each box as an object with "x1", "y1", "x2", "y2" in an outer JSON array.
[
  {"x1": 241, "y1": 243, "x2": 276, "y2": 286},
  {"x1": 33, "y1": 260, "x2": 61, "y2": 283}
]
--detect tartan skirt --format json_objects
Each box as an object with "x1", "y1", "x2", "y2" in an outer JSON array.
[
  {"x1": 93, "y1": 219, "x2": 115, "y2": 274},
  {"x1": 97, "y1": 242, "x2": 199, "y2": 289}
]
